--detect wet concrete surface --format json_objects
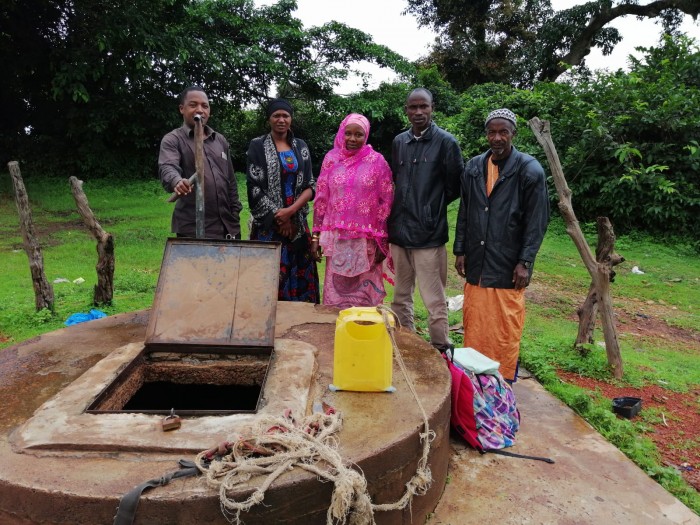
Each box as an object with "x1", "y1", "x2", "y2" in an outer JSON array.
[
  {"x1": 0, "y1": 305, "x2": 698, "y2": 524},
  {"x1": 0, "y1": 305, "x2": 451, "y2": 524},
  {"x1": 429, "y1": 374, "x2": 700, "y2": 525}
]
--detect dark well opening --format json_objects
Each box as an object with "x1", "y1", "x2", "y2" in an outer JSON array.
[
  {"x1": 87, "y1": 350, "x2": 271, "y2": 416},
  {"x1": 123, "y1": 381, "x2": 261, "y2": 411}
]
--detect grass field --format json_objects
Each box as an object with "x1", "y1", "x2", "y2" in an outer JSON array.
[{"x1": 1, "y1": 173, "x2": 698, "y2": 513}]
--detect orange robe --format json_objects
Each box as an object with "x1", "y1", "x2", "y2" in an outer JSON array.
[
  {"x1": 461, "y1": 157, "x2": 526, "y2": 381},
  {"x1": 462, "y1": 283, "x2": 525, "y2": 381}
]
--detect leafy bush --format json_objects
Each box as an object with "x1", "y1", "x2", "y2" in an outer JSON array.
[{"x1": 443, "y1": 35, "x2": 700, "y2": 244}]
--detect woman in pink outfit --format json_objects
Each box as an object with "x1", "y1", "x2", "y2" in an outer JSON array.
[{"x1": 311, "y1": 113, "x2": 394, "y2": 308}]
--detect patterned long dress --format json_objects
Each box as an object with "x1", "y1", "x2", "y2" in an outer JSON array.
[
  {"x1": 249, "y1": 148, "x2": 319, "y2": 303},
  {"x1": 312, "y1": 114, "x2": 393, "y2": 308}
]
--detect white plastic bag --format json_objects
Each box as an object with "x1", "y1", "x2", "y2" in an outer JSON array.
[
  {"x1": 452, "y1": 347, "x2": 500, "y2": 375},
  {"x1": 447, "y1": 294, "x2": 464, "y2": 312}
]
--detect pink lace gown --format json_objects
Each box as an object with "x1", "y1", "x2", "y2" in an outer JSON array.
[{"x1": 313, "y1": 114, "x2": 394, "y2": 308}]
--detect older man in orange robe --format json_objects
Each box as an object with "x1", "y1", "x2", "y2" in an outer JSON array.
[{"x1": 454, "y1": 108, "x2": 549, "y2": 381}]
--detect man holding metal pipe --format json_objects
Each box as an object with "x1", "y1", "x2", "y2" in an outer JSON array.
[{"x1": 159, "y1": 86, "x2": 242, "y2": 239}]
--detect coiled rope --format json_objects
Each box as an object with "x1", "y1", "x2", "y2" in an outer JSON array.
[{"x1": 195, "y1": 306, "x2": 434, "y2": 525}]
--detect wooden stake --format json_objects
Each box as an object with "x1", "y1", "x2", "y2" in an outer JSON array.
[
  {"x1": 69, "y1": 176, "x2": 114, "y2": 305},
  {"x1": 7, "y1": 161, "x2": 54, "y2": 311},
  {"x1": 528, "y1": 118, "x2": 624, "y2": 379},
  {"x1": 575, "y1": 217, "x2": 625, "y2": 353}
]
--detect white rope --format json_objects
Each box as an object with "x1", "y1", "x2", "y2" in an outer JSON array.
[
  {"x1": 195, "y1": 305, "x2": 435, "y2": 524},
  {"x1": 195, "y1": 411, "x2": 377, "y2": 525},
  {"x1": 373, "y1": 305, "x2": 435, "y2": 512}
]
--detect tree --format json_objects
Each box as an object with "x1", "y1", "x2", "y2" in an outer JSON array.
[
  {"x1": 0, "y1": 0, "x2": 410, "y2": 178},
  {"x1": 438, "y1": 35, "x2": 700, "y2": 241},
  {"x1": 405, "y1": 0, "x2": 700, "y2": 88}
]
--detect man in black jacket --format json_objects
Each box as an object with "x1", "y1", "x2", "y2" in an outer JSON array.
[
  {"x1": 388, "y1": 88, "x2": 464, "y2": 352},
  {"x1": 454, "y1": 108, "x2": 549, "y2": 381}
]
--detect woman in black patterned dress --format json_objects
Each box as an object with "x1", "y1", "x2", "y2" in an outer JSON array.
[{"x1": 245, "y1": 98, "x2": 319, "y2": 303}]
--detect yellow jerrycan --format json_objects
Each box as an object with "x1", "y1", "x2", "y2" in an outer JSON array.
[{"x1": 329, "y1": 307, "x2": 395, "y2": 392}]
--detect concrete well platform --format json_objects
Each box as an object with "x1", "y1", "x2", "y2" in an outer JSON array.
[{"x1": 0, "y1": 303, "x2": 451, "y2": 524}]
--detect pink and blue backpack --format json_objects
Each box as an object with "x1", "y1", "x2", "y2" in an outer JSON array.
[{"x1": 444, "y1": 354, "x2": 554, "y2": 463}]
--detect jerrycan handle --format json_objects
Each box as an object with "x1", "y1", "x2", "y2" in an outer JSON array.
[{"x1": 375, "y1": 305, "x2": 400, "y2": 331}]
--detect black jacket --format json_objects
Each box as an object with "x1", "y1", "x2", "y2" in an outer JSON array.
[
  {"x1": 388, "y1": 122, "x2": 463, "y2": 248},
  {"x1": 454, "y1": 147, "x2": 549, "y2": 288}
]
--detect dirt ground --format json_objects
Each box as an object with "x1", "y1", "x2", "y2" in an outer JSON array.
[
  {"x1": 526, "y1": 281, "x2": 700, "y2": 493},
  {"x1": 558, "y1": 370, "x2": 700, "y2": 491}
]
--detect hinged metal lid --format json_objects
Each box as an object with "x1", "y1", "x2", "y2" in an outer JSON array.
[{"x1": 145, "y1": 238, "x2": 280, "y2": 353}]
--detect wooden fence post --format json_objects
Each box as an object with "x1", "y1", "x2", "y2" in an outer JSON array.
[
  {"x1": 528, "y1": 118, "x2": 624, "y2": 379},
  {"x1": 575, "y1": 217, "x2": 625, "y2": 353},
  {"x1": 68, "y1": 176, "x2": 114, "y2": 305},
  {"x1": 7, "y1": 161, "x2": 54, "y2": 311},
  {"x1": 194, "y1": 116, "x2": 205, "y2": 238}
]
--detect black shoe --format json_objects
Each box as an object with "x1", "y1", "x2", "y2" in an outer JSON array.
[{"x1": 433, "y1": 343, "x2": 454, "y2": 357}]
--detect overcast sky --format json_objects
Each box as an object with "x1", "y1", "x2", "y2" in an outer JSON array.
[{"x1": 256, "y1": 0, "x2": 700, "y2": 93}]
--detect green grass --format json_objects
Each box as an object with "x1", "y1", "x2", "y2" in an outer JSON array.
[
  {"x1": 0, "y1": 175, "x2": 698, "y2": 513},
  {"x1": 535, "y1": 220, "x2": 699, "y2": 331},
  {"x1": 0, "y1": 175, "x2": 255, "y2": 343},
  {"x1": 1, "y1": 176, "x2": 171, "y2": 342}
]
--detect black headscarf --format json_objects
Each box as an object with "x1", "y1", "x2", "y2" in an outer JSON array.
[{"x1": 266, "y1": 98, "x2": 294, "y2": 118}]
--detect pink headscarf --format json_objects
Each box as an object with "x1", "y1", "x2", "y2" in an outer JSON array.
[
  {"x1": 313, "y1": 113, "x2": 395, "y2": 283},
  {"x1": 313, "y1": 113, "x2": 393, "y2": 244},
  {"x1": 333, "y1": 113, "x2": 370, "y2": 154},
  {"x1": 331, "y1": 113, "x2": 373, "y2": 165}
]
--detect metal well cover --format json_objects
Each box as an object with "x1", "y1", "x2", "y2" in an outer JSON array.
[{"x1": 145, "y1": 238, "x2": 280, "y2": 352}]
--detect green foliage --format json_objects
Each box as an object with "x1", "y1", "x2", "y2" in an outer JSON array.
[
  {"x1": 330, "y1": 66, "x2": 463, "y2": 161},
  {"x1": 554, "y1": 35, "x2": 700, "y2": 240},
  {"x1": 224, "y1": 65, "x2": 460, "y2": 172},
  {"x1": 439, "y1": 35, "x2": 700, "y2": 242},
  {"x1": 408, "y1": 0, "x2": 555, "y2": 88},
  {"x1": 637, "y1": 407, "x2": 678, "y2": 429},
  {"x1": 0, "y1": 177, "x2": 168, "y2": 346},
  {"x1": 0, "y1": 0, "x2": 410, "y2": 179}
]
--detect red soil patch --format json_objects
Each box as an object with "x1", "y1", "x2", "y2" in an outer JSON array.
[
  {"x1": 558, "y1": 370, "x2": 700, "y2": 491},
  {"x1": 525, "y1": 280, "x2": 700, "y2": 492}
]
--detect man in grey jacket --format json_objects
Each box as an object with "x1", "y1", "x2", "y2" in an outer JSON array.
[
  {"x1": 388, "y1": 88, "x2": 464, "y2": 352},
  {"x1": 159, "y1": 86, "x2": 242, "y2": 239},
  {"x1": 454, "y1": 108, "x2": 549, "y2": 381}
]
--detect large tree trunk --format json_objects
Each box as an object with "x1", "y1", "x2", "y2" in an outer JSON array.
[
  {"x1": 7, "y1": 161, "x2": 54, "y2": 311},
  {"x1": 69, "y1": 176, "x2": 114, "y2": 305},
  {"x1": 528, "y1": 118, "x2": 624, "y2": 379},
  {"x1": 575, "y1": 217, "x2": 625, "y2": 353},
  {"x1": 540, "y1": 0, "x2": 700, "y2": 82}
]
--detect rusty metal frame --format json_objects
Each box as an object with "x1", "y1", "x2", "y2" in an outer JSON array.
[
  {"x1": 85, "y1": 348, "x2": 274, "y2": 416},
  {"x1": 85, "y1": 238, "x2": 282, "y2": 415}
]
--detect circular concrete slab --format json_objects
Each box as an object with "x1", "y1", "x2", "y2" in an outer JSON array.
[{"x1": 0, "y1": 303, "x2": 450, "y2": 524}]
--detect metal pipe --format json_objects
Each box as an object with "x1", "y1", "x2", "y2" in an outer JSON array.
[{"x1": 193, "y1": 116, "x2": 205, "y2": 239}]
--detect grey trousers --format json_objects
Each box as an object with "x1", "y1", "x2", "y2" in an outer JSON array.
[{"x1": 390, "y1": 244, "x2": 450, "y2": 350}]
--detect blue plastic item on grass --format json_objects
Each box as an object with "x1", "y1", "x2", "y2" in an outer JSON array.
[{"x1": 64, "y1": 309, "x2": 107, "y2": 326}]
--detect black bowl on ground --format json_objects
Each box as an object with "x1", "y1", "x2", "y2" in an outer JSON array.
[{"x1": 612, "y1": 397, "x2": 642, "y2": 419}]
